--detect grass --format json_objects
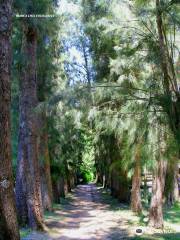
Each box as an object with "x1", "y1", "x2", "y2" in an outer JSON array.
[
  {"x1": 20, "y1": 202, "x2": 65, "y2": 238},
  {"x1": 44, "y1": 194, "x2": 74, "y2": 222},
  {"x1": 20, "y1": 228, "x2": 32, "y2": 238},
  {"x1": 99, "y1": 187, "x2": 129, "y2": 210},
  {"x1": 133, "y1": 202, "x2": 180, "y2": 240},
  {"x1": 44, "y1": 208, "x2": 63, "y2": 221},
  {"x1": 99, "y1": 187, "x2": 180, "y2": 240},
  {"x1": 164, "y1": 202, "x2": 180, "y2": 225},
  {"x1": 132, "y1": 232, "x2": 180, "y2": 240}
]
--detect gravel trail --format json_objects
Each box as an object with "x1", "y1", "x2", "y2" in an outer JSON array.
[{"x1": 22, "y1": 184, "x2": 138, "y2": 240}]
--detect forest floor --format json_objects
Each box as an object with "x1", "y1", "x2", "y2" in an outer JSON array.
[{"x1": 21, "y1": 184, "x2": 180, "y2": 240}]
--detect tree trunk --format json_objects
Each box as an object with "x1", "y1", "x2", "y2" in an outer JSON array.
[
  {"x1": 59, "y1": 176, "x2": 65, "y2": 198},
  {"x1": 102, "y1": 174, "x2": 106, "y2": 188},
  {"x1": 111, "y1": 169, "x2": 129, "y2": 203},
  {"x1": 39, "y1": 115, "x2": 53, "y2": 211},
  {"x1": 149, "y1": 158, "x2": 167, "y2": 229},
  {"x1": 109, "y1": 135, "x2": 129, "y2": 202},
  {"x1": 131, "y1": 145, "x2": 142, "y2": 214},
  {"x1": 0, "y1": 1, "x2": 20, "y2": 239},
  {"x1": 65, "y1": 163, "x2": 71, "y2": 192},
  {"x1": 52, "y1": 180, "x2": 60, "y2": 203},
  {"x1": 165, "y1": 160, "x2": 179, "y2": 206},
  {"x1": 67, "y1": 175, "x2": 72, "y2": 192},
  {"x1": 173, "y1": 167, "x2": 180, "y2": 202},
  {"x1": 52, "y1": 177, "x2": 66, "y2": 203},
  {"x1": 64, "y1": 178, "x2": 69, "y2": 196},
  {"x1": 69, "y1": 173, "x2": 75, "y2": 189},
  {"x1": 15, "y1": 26, "x2": 44, "y2": 230}
]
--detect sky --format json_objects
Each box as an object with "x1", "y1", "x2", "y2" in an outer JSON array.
[
  {"x1": 56, "y1": 0, "x2": 88, "y2": 83},
  {"x1": 57, "y1": 0, "x2": 80, "y2": 15}
]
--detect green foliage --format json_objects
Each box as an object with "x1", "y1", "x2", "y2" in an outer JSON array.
[
  {"x1": 80, "y1": 169, "x2": 94, "y2": 183},
  {"x1": 20, "y1": 229, "x2": 32, "y2": 238},
  {"x1": 80, "y1": 132, "x2": 95, "y2": 183}
]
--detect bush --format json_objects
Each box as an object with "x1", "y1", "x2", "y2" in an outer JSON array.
[{"x1": 81, "y1": 170, "x2": 94, "y2": 183}]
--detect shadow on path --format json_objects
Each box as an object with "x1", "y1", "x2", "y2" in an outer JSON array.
[{"x1": 22, "y1": 184, "x2": 137, "y2": 240}]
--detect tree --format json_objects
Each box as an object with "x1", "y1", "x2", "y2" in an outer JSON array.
[
  {"x1": 14, "y1": 0, "x2": 60, "y2": 228},
  {"x1": 155, "y1": 0, "x2": 180, "y2": 145},
  {"x1": 0, "y1": 0, "x2": 20, "y2": 239},
  {"x1": 149, "y1": 126, "x2": 168, "y2": 228},
  {"x1": 39, "y1": 111, "x2": 53, "y2": 211},
  {"x1": 15, "y1": 1, "x2": 43, "y2": 228},
  {"x1": 131, "y1": 143, "x2": 142, "y2": 214},
  {"x1": 15, "y1": 22, "x2": 44, "y2": 229}
]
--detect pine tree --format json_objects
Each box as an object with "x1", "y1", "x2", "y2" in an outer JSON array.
[
  {"x1": 14, "y1": 0, "x2": 55, "y2": 229},
  {"x1": 0, "y1": 1, "x2": 20, "y2": 239}
]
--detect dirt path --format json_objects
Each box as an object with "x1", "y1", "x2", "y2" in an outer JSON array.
[{"x1": 22, "y1": 184, "x2": 139, "y2": 240}]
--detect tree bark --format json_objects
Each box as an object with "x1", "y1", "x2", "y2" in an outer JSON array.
[
  {"x1": 165, "y1": 160, "x2": 179, "y2": 205},
  {"x1": 109, "y1": 135, "x2": 129, "y2": 203},
  {"x1": 173, "y1": 168, "x2": 180, "y2": 202},
  {"x1": 65, "y1": 163, "x2": 71, "y2": 192},
  {"x1": 39, "y1": 115, "x2": 53, "y2": 211},
  {"x1": 52, "y1": 177, "x2": 66, "y2": 203},
  {"x1": 131, "y1": 144, "x2": 142, "y2": 214},
  {"x1": 149, "y1": 158, "x2": 167, "y2": 229},
  {"x1": 111, "y1": 169, "x2": 129, "y2": 203},
  {"x1": 15, "y1": 26, "x2": 44, "y2": 230},
  {"x1": 52, "y1": 180, "x2": 60, "y2": 203},
  {"x1": 0, "y1": 1, "x2": 20, "y2": 239},
  {"x1": 59, "y1": 176, "x2": 66, "y2": 198}
]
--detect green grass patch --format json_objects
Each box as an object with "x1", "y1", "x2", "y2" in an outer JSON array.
[
  {"x1": 44, "y1": 209, "x2": 63, "y2": 221},
  {"x1": 133, "y1": 202, "x2": 180, "y2": 240},
  {"x1": 44, "y1": 194, "x2": 74, "y2": 221},
  {"x1": 20, "y1": 228, "x2": 31, "y2": 238},
  {"x1": 99, "y1": 187, "x2": 129, "y2": 211},
  {"x1": 98, "y1": 186, "x2": 180, "y2": 240},
  {"x1": 132, "y1": 232, "x2": 180, "y2": 240},
  {"x1": 164, "y1": 202, "x2": 180, "y2": 225}
]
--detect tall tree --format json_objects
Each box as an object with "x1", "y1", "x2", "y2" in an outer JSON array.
[
  {"x1": 15, "y1": 12, "x2": 44, "y2": 229},
  {"x1": 14, "y1": 0, "x2": 59, "y2": 228},
  {"x1": 149, "y1": 127, "x2": 168, "y2": 228},
  {"x1": 155, "y1": 0, "x2": 180, "y2": 145},
  {"x1": 0, "y1": 0, "x2": 20, "y2": 239},
  {"x1": 131, "y1": 143, "x2": 142, "y2": 214},
  {"x1": 39, "y1": 112, "x2": 53, "y2": 211},
  {"x1": 37, "y1": 36, "x2": 55, "y2": 212}
]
